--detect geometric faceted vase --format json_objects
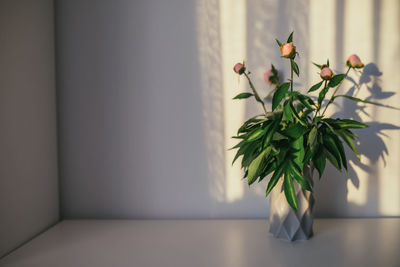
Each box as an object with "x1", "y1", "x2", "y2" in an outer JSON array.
[{"x1": 269, "y1": 164, "x2": 315, "y2": 241}]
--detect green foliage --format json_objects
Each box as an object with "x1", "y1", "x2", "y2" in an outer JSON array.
[
  {"x1": 291, "y1": 59, "x2": 299, "y2": 77},
  {"x1": 233, "y1": 92, "x2": 253, "y2": 99},
  {"x1": 287, "y1": 32, "x2": 294, "y2": 43},
  {"x1": 272, "y1": 83, "x2": 290, "y2": 111},
  {"x1": 308, "y1": 81, "x2": 323, "y2": 93},
  {"x1": 231, "y1": 32, "x2": 383, "y2": 211}
]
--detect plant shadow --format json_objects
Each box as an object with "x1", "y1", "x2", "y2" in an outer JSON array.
[{"x1": 314, "y1": 63, "x2": 400, "y2": 217}]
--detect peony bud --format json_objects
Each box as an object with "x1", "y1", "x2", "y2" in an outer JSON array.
[
  {"x1": 346, "y1": 54, "x2": 364, "y2": 68},
  {"x1": 233, "y1": 63, "x2": 246, "y2": 75},
  {"x1": 263, "y1": 69, "x2": 274, "y2": 85},
  {"x1": 280, "y1": 42, "x2": 296, "y2": 58},
  {"x1": 320, "y1": 66, "x2": 333, "y2": 80}
]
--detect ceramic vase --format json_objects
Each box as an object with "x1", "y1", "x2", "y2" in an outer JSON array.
[{"x1": 268, "y1": 164, "x2": 314, "y2": 241}]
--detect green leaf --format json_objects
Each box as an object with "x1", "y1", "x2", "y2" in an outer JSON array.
[
  {"x1": 266, "y1": 164, "x2": 284, "y2": 196},
  {"x1": 291, "y1": 135, "x2": 305, "y2": 170},
  {"x1": 313, "y1": 146, "x2": 326, "y2": 178},
  {"x1": 291, "y1": 59, "x2": 299, "y2": 77},
  {"x1": 288, "y1": 162, "x2": 312, "y2": 191},
  {"x1": 276, "y1": 39, "x2": 282, "y2": 47},
  {"x1": 259, "y1": 160, "x2": 277, "y2": 182},
  {"x1": 272, "y1": 131, "x2": 287, "y2": 141},
  {"x1": 246, "y1": 128, "x2": 266, "y2": 142},
  {"x1": 233, "y1": 92, "x2": 253, "y2": 99},
  {"x1": 325, "y1": 149, "x2": 341, "y2": 170},
  {"x1": 289, "y1": 102, "x2": 307, "y2": 126},
  {"x1": 283, "y1": 172, "x2": 298, "y2": 210},
  {"x1": 308, "y1": 126, "x2": 318, "y2": 147},
  {"x1": 337, "y1": 130, "x2": 360, "y2": 160},
  {"x1": 325, "y1": 118, "x2": 368, "y2": 129},
  {"x1": 323, "y1": 135, "x2": 342, "y2": 169},
  {"x1": 296, "y1": 95, "x2": 315, "y2": 112},
  {"x1": 312, "y1": 62, "x2": 322, "y2": 69},
  {"x1": 328, "y1": 131, "x2": 348, "y2": 171},
  {"x1": 287, "y1": 31, "x2": 293, "y2": 43},
  {"x1": 283, "y1": 101, "x2": 293, "y2": 121},
  {"x1": 272, "y1": 82, "x2": 290, "y2": 111},
  {"x1": 248, "y1": 147, "x2": 272, "y2": 185},
  {"x1": 308, "y1": 80, "x2": 323, "y2": 93},
  {"x1": 282, "y1": 124, "x2": 307, "y2": 139},
  {"x1": 328, "y1": 74, "x2": 346, "y2": 87},
  {"x1": 263, "y1": 120, "x2": 279, "y2": 147},
  {"x1": 318, "y1": 85, "x2": 329, "y2": 106},
  {"x1": 271, "y1": 64, "x2": 278, "y2": 75},
  {"x1": 241, "y1": 141, "x2": 261, "y2": 168},
  {"x1": 334, "y1": 95, "x2": 382, "y2": 106},
  {"x1": 232, "y1": 142, "x2": 249, "y2": 165}
]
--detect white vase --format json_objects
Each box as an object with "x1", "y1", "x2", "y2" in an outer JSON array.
[{"x1": 268, "y1": 164, "x2": 314, "y2": 241}]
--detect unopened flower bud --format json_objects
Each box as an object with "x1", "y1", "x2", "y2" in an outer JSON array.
[
  {"x1": 263, "y1": 69, "x2": 274, "y2": 85},
  {"x1": 346, "y1": 54, "x2": 364, "y2": 68},
  {"x1": 320, "y1": 66, "x2": 333, "y2": 80},
  {"x1": 233, "y1": 63, "x2": 246, "y2": 75},
  {"x1": 280, "y1": 43, "x2": 296, "y2": 58}
]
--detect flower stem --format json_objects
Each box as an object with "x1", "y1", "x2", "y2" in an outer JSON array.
[
  {"x1": 321, "y1": 66, "x2": 351, "y2": 116},
  {"x1": 290, "y1": 59, "x2": 294, "y2": 92},
  {"x1": 244, "y1": 72, "x2": 268, "y2": 116}
]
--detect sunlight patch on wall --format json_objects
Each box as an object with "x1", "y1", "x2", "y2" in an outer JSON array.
[
  {"x1": 220, "y1": 0, "x2": 246, "y2": 203},
  {"x1": 377, "y1": 0, "x2": 400, "y2": 216},
  {"x1": 342, "y1": 0, "x2": 374, "y2": 207},
  {"x1": 309, "y1": 0, "x2": 335, "y2": 85}
]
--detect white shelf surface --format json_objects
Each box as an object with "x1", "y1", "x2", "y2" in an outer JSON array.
[{"x1": 0, "y1": 219, "x2": 399, "y2": 267}]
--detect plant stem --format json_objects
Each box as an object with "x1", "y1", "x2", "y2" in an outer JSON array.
[
  {"x1": 290, "y1": 59, "x2": 294, "y2": 92},
  {"x1": 321, "y1": 67, "x2": 351, "y2": 116},
  {"x1": 244, "y1": 72, "x2": 268, "y2": 116}
]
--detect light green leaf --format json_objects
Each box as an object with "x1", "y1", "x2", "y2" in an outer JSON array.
[
  {"x1": 283, "y1": 172, "x2": 298, "y2": 211},
  {"x1": 248, "y1": 147, "x2": 271, "y2": 185},
  {"x1": 283, "y1": 101, "x2": 293, "y2": 121},
  {"x1": 246, "y1": 128, "x2": 266, "y2": 142},
  {"x1": 291, "y1": 135, "x2": 305, "y2": 170}
]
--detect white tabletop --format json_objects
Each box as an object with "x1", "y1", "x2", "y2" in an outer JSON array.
[{"x1": 0, "y1": 219, "x2": 399, "y2": 267}]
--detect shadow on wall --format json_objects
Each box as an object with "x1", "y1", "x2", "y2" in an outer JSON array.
[
  {"x1": 196, "y1": 0, "x2": 400, "y2": 218},
  {"x1": 314, "y1": 63, "x2": 400, "y2": 217}
]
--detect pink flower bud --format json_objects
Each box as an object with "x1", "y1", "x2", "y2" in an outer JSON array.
[
  {"x1": 320, "y1": 66, "x2": 333, "y2": 80},
  {"x1": 280, "y1": 42, "x2": 296, "y2": 58},
  {"x1": 233, "y1": 63, "x2": 245, "y2": 74},
  {"x1": 263, "y1": 69, "x2": 274, "y2": 84},
  {"x1": 346, "y1": 54, "x2": 364, "y2": 68}
]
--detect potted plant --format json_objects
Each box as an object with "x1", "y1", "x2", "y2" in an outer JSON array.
[{"x1": 231, "y1": 32, "x2": 381, "y2": 241}]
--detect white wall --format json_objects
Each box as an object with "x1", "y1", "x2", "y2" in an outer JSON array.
[
  {"x1": 0, "y1": 0, "x2": 59, "y2": 257},
  {"x1": 58, "y1": 0, "x2": 400, "y2": 219}
]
